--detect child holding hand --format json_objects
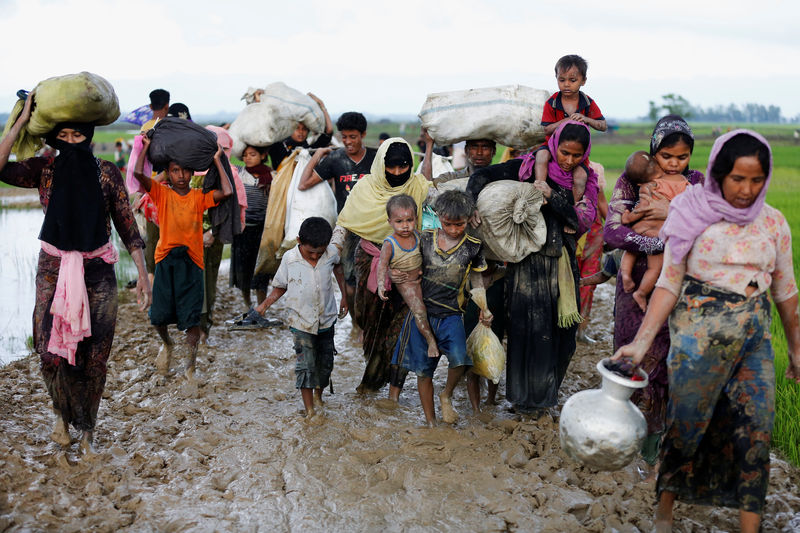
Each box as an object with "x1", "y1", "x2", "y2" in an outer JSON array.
[
  {"x1": 619, "y1": 150, "x2": 689, "y2": 311},
  {"x1": 255, "y1": 217, "x2": 348, "y2": 418},
  {"x1": 376, "y1": 194, "x2": 439, "y2": 359},
  {"x1": 133, "y1": 134, "x2": 233, "y2": 380}
]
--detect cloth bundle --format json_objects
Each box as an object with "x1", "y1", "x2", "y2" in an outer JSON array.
[
  {"x1": 419, "y1": 85, "x2": 548, "y2": 149},
  {"x1": 147, "y1": 117, "x2": 242, "y2": 243},
  {"x1": 229, "y1": 82, "x2": 326, "y2": 158},
  {"x1": 3, "y1": 72, "x2": 120, "y2": 159},
  {"x1": 428, "y1": 178, "x2": 547, "y2": 263}
]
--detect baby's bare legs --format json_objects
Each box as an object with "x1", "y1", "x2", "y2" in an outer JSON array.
[
  {"x1": 619, "y1": 250, "x2": 638, "y2": 293},
  {"x1": 633, "y1": 254, "x2": 663, "y2": 312},
  {"x1": 396, "y1": 281, "x2": 439, "y2": 358}
]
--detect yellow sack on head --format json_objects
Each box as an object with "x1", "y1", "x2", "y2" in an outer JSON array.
[
  {"x1": 466, "y1": 287, "x2": 505, "y2": 384},
  {"x1": 3, "y1": 72, "x2": 120, "y2": 159}
]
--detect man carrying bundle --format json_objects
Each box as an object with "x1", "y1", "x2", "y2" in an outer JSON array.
[{"x1": 268, "y1": 93, "x2": 333, "y2": 169}]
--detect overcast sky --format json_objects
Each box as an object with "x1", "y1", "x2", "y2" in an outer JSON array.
[{"x1": 1, "y1": 0, "x2": 798, "y2": 121}]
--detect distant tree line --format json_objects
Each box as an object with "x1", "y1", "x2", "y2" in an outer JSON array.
[{"x1": 646, "y1": 94, "x2": 797, "y2": 123}]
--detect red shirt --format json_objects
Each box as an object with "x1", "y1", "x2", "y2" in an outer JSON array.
[{"x1": 541, "y1": 91, "x2": 604, "y2": 139}]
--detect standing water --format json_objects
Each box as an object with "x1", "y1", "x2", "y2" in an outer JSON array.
[{"x1": 0, "y1": 207, "x2": 138, "y2": 364}]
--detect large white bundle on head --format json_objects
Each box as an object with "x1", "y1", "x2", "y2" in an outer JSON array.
[
  {"x1": 229, "y1": 82, "x2": 326, "y2": 158},
  {"x1": 419, "y1": 85, "x2": 549, "y2": 150}
]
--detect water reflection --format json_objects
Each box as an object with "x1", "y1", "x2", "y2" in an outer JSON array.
[{"x1": 0, "y1": 208, "x2": 138, "y2": 364}]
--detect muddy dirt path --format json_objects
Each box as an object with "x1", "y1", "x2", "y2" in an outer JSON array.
[{"x1": 1, "y1": 278, "x2": 798, "y2": 532}]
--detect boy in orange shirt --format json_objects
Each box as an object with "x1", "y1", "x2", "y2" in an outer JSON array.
[{"x1": 133, "y1": 135, "x2": 233, "y2": 379}]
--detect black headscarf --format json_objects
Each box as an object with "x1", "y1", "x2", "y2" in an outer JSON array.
[
  {"x1": 384, "y1": 142, "x2": 412, "y2": 187},
  {"x1": 650, "y1": 114, "x2": 694, "y2": 156},
  {"x1": 39, "y1": 122, "x2": 107, "y2": 252}
]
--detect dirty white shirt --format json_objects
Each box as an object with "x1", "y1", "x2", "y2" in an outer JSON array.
[{"x1": 273, "y1": 244, "x2": 340, "y2": 334}]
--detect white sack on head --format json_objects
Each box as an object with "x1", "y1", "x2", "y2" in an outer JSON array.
[
  {"x1": 229, "y1": 82, "x2": 326, "y2": 158},
  {"x1": 283, "y1": 149, "x2": 338, "y2": 244},
  {"x1": 419, "y1": 85, "x2": 548, "y2": 150}
]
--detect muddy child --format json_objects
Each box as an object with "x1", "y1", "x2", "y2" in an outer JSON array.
[
  {"x1": 392, "y1": 190, "x2": 492, "y2": 427},
  {"x1": 133, "y1": 133, "x2": 233, "y2": 380},
  {"x1": 376, "y1": 194, "x2": 439, "y2": 359},
  {"x1": 255, "y1": 217, "x2": 348, "y2": 418},
  {"x1": 619, "y1": 150, "x2": 689, "y2": 311}
]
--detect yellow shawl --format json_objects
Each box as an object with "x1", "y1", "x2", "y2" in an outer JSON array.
[{"x1": 336, "y1": 137, "x2": 431, "y2": 243}]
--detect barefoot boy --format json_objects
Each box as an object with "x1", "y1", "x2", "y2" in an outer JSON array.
[
  {"x1": 133, "y1": 134, "x2": 233, "y2": 379},
  {"x1": 392, "y1": 190, "x2": 492, "y2": 427},
  {"x1": 255, "y1": 217, "x2": 348, "y2": 417}
]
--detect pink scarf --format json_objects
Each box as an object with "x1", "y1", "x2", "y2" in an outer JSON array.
[
  {"x1": 660, "y1": 129, "x2": 772, "y2": 264},
  {"x1": 359, "y1": 239, "x2": 391, "y2": 294},
  {"x1": 206, "y1": 125, "x2": 248, "y2": 226},
  {"x1": 518, "y1": 120, "x2": 592, "y2": 189},
  {"x1": 41, "y1": 241, "x2": 119, "y2": 365}
]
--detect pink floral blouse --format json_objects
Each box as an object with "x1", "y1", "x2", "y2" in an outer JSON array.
[{"x1": 656, "y1": 204, "x2": 797, "y2": 303}]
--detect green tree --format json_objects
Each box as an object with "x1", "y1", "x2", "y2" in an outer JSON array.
[{"x1": 660, "y1": 94, "x2": 693, "y2": 118}]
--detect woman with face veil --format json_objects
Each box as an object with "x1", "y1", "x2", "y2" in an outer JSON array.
[
  {"x1": 334, "y1": 137, "x2": 433, "y2": 395},
  {"x1": 0, "y1": 94, "x2": 150, "y2": 454}
]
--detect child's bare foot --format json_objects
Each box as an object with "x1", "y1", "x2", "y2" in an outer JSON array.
[
  {"x1": 313, "y1": 389, "x2": 324, "y2": 407},
  {"x1": 439, "y1": 392, "x2": 458, "y2": 424},
  {"x1": 305, "y1": 406, "x2": 316, "y2": 419},
  {"x1": 50, "y1": 413, "x2": 71, "y2": 446},
  {"x1": 632, "y1": 290, "x2": 648, "y2": 312},
  {"x1": 156, "y1": 342, "x2": 173, "y2": 375},
  {"x1": 427, "y1": 342, "x2": 440, "y2": 359},
  {"x1": 621, "y1": 272, "x2": 635, "y2": 293},
  {"x1": 564, "y1": 226, "x2": 576, "y2": 234}
]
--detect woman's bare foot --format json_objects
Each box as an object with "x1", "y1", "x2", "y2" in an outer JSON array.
[
  {"x1": 51, "y1": 412, "x2": 71, "y2": 446},
  {"x1": 632, "y1": 290, "x2": 648, "y2": 312},
  {"x1": 439, "y1": 392, "x2": 458, "y2": 424},
  {"x1": 79, "y1": 431, "x2": 96, "y2": 455}
]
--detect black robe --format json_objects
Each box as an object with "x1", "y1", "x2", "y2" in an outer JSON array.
[{"x1": 467, "y1": 159, "x2": 580, "y2": 410}]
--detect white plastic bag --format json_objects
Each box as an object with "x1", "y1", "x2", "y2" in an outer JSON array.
[
  {"x1": 229, "y1": 82, "x2": 326, "y2": 158},
  {"x1": 419, "y1": 85, "x2": 549, "y2": 149},
  {"x1": 415, "y1": 153, "x2": 455, "y2": 181},
  {"x1": 283, "y1": 149, "x2": 338, "y2": 243},
  {"x1": 466, "y1": 288, "x2": 505, "y2": 384}
]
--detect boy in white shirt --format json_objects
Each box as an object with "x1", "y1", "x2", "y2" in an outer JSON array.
[{"x1": 255, "y1": 217, "x2": 347, "y2": 417}]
